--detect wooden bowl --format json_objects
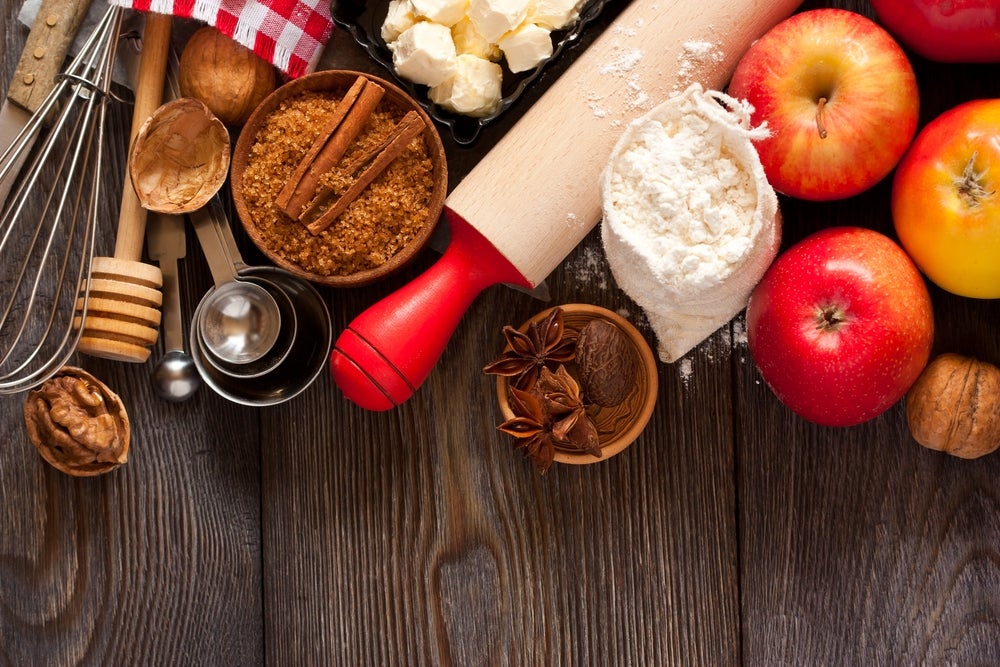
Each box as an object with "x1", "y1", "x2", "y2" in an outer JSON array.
[
  {"x1": 231, "y1": 70, "x2": 447, "y2": 287},
  {"x1": 496, "y1": 304, "x2": 658, "y2": 465}
]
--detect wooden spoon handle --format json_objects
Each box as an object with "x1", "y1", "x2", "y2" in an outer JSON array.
[{"x1": 114, "y1": 11, "x2": 172, "y2": 262}]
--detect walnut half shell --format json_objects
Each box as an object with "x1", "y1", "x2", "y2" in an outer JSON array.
[
  {"x1": 128, "y1": 97, "x2": 230, "y2": 214},
  {"x1": 23, "y1": 367, "x2": 131, "y2": 476}
]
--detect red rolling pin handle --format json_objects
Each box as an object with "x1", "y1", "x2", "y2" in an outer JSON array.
[{"x1": 331, "y1": 210, "x2": 532, "y2": 411}]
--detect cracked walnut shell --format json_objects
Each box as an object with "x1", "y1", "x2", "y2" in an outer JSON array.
[
  {"x1": 129, "y1": 97, "x2": 230, "y2": 214},
  {"x1": 905, "y1": 353, "x2": 1000, "y2": 459},
  {"x1": 23, "y1": 367, "x2": 131, "y2": 476}
]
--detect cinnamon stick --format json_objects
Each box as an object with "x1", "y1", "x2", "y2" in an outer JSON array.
[
  {"x1": 275, "y1": 75, "x2": 385, "y2": 219},
  {"x1": 302, "y1": 110, "x2": 426, "y2": 236}
]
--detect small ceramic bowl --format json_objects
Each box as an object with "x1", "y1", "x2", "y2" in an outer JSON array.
[
  {"x1": 495, "y1": 304, "x2": 658, "y2": 465},
  {"x1": 231, "y1": 69, "x2": 447, "y2": 287}
]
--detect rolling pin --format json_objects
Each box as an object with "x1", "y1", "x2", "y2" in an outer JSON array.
[
  {"x1": 77, "y1": 12, "x2": 172, "y2": 362},
  {"x1": 332, "y1": 0, "x2": 804, "y2": 410}
]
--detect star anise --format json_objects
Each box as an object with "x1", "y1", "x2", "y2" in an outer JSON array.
[
  {"x1": 535, "y1": 366, "x2": 601, "y2": 458},
  {"x1": 497, "y1": 365, "x2": 602, "y2": 473},
  {"x1": 497, "y1": 385, "x2": 557, "y2": 473},
  {"x1": 483, "y1": 307, "x2": 576, "y2": 390}
]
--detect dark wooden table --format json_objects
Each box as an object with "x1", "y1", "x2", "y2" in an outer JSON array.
[{"x1": 2, "y1": 0, "x2": 999, "y2": 664}]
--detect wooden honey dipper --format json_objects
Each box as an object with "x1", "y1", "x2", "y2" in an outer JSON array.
[{"x1": 76, "y1": 13, "x2": 172, "y2": 362}]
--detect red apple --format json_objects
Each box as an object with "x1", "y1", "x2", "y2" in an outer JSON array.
[
  {"x1": 869, "y1": 0, "x2": 1000, "y2": 64},
  {"x1": 727, "y1": 8, "x2": 920, "y2": 201},
  {"x1": 746, "y1": 227, "x2": 934, "y2": 427}
]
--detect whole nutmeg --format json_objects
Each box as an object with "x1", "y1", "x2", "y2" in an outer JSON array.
[
  {"x1": 23, "y1": 367, "x2": 131, "y2": 476},
  {"x1": 576, "y1": 318, "x2": 638, "y2": 407},
  {"x1": 178, "y1": 26, "x2": 276, "y2": 126},
  {"x1": 905, "y1": 353, "x2": 1000, "y2": 459}
]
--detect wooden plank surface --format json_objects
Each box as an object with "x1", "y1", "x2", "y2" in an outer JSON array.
[{"x1": 0, "y1": 0, "x2": 998, "y2": 665}]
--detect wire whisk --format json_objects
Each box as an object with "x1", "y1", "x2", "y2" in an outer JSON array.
[{"x1": 0, "y1": 5, "x2": 125, "y2": 394}]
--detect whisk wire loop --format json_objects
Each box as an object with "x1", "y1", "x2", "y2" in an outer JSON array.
[{"x1": 0, "y1": 5, "x2": 125, "y2": 393}]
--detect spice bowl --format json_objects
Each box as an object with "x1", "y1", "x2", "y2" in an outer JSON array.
[
  {"x1": 231, "y1": 69, "x2": 448, "y2": 288},
  {"x1": 494, "y1": 304, "x2": 658, "y2": 467}
]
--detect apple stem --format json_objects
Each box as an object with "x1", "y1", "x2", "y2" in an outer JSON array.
[
  {"x1": 816, "y1": 305, "x2": 845, "y2": 331},
  {"x1": 815, "y1": 98, "x2": 828, "y2": 139},
  {"x1": 957, "y1": 152, "x2": 994, "y2": 207}
]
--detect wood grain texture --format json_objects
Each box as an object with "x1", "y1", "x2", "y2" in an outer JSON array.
[
  {"x1": 0, "y1": 6, "x2": 262, "y2": 664},
  {"x1": 0, "y1": 0, "x2": 999, "y2": 665},
  {"x1": 260, "y1": 234, "x2": 741, "y2": 664}
]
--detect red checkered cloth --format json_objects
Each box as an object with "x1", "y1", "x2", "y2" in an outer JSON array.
[{"x1": 110, "y1": 0, "x2": 334, "y2": 78}]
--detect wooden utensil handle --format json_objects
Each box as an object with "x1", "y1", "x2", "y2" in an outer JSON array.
[
  {"x1": 114, "y1": 12, "x2": 172, "y2": 262},
  {"x1": 8, "y1": 0, "x2": 94, "y2": 113}
]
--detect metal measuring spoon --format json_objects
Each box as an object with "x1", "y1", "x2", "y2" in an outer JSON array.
[
  {"x1": 197, "y1": 279, "x2": 281, "y2": 364},
  {"x1": 148, "y1": 212, "x2": 200, "y2": 400},
  {"x1": 188, "y1": 196, "x2": 283, "y2": 366},
  {"x1": 186, "y1": 198, "x2": 331, "y2": 406}
]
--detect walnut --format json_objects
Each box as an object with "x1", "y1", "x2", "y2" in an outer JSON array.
[
  {"x1": 905, "y1": 353, "x2": 1000, "y2": 459},
  {"x1": 576, "y1": 318, "x2": 638, "y2": 407},
  {"x1": 23, "y1": 367, "x2": 131, "y2": 476},
  {"x1": 178, "y1": 26, "x2": 276, "y2": 127}
]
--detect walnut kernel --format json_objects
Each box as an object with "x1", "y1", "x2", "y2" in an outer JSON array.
[
  {"x1": 23, "y1": 367, "x2": 131, "y2": 476},
  {"x1": 905, "y1": 353, "x2": 1000, "y2": 459}
]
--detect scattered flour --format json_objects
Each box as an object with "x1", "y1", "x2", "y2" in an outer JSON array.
[
  {"x1": 670, "y1": 314, "x2": 752, "y2": 389},
  {"x1": 578, "y1": 21, "x2": 652, "y2": 120},
  {"x1": 731, "y1": 315, "x2": 748, "y2": 346},
  {"x1": 678, "y1": 357, "x2": 693, "y2": 386},
  {"x1": 675, "y1": 39, "x2": 725, "y2": 90},
  {"x1": 598, "y1": 46, "x2": 643, "y2": 76},
  {"x1": 565, "y1": 244, "x2": 609, "y2": 290}
]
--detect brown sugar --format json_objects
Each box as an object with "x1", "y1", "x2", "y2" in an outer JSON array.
[{"x1": 240, "y1": 90, "x2": 436, "y2": 277}]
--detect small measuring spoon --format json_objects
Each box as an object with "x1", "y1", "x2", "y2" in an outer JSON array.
[
  {"x1": 188, "y1": 196, "x2": 285, "y2": 366},
  {"x1": 147, "y1": 212, "x2": 200, "y2": 400},
  {"x1": 194, "y1": 275, "x2": 296, "y2": 378}
]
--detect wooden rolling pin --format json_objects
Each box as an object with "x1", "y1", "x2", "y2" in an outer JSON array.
[
  {"x1": 332, "y1": 0, "x2": 804, "y2": 410},
  {"x1": 77, "y1": 13, "x2": 172, "y2": 362}
]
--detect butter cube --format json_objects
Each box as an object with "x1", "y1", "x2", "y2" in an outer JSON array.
[
  {"x1": 531, "y1": 0, "x2": 583, "y2": 30},
  {"x1": 382, "y1": 0, "x2": 418, "y2": 42},
  {"x1": 452, "y1": 17, "x2": 501, "y2": 60},
  {"x1": 468, "y1": 0, "x2": 531, "y2": 43},
  {"x1": 390, "y1": 22, "x2": 458, "y2": 87},
  {"x1": 411, "y1": 0, "x2": 469, "y2": 27},
  {"x1": 499, "y1": 23, "x2": 552, "y2": 73},
  {"x1": 429, "y1": 54, "x2": 503, "y2": 117}
]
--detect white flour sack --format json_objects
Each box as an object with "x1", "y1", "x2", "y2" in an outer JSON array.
[{"x1": 601, "y1": 83, "x2": 780, "y2": 363}]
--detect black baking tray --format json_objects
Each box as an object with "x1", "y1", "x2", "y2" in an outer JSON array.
[{"x1": 331, "y1": 0, "x2": 611, "y2": 145}]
